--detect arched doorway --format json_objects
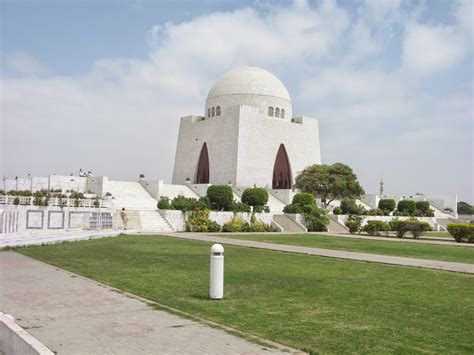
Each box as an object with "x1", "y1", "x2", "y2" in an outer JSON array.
[
  {"x1": 195, "y1": 143, "x2": 210, "y2": 183},
  {"x1": 272, "y1": 144, "x2": 292, "y2": 189}
]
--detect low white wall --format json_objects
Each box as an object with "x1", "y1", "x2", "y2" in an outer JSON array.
[
  {"x1": 159, "y1": 210, "x2": 273, "y2": 232},
  {"x1": 0, "y1": 206, "x2": 113, "y2": 233},
  {"x1": 0, "y1": 313, "x2": 53, "y2": 355}
]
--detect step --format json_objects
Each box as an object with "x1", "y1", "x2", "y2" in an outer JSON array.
[{"x1": 273, "y1": 214, "x2": 306, "y2": 233}]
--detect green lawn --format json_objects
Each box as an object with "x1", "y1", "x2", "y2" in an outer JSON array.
[
  {"x1": 218, "y1": 233, "x2": 474, "y2": 264},
  {"x1": 423, "y1": 231, "x2": 452, "y2": 238},
  {"x1": 18, "y1": 235, "x2": 474, "y2": 354}
]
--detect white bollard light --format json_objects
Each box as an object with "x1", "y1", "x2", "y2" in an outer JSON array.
[{"x1": 210, "y1": 244, "x2": 224, "y2": 300}]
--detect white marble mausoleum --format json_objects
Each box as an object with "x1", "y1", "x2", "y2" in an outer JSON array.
[{"x1": 172, "y1": 66, "x2": 321, "y2": 189}]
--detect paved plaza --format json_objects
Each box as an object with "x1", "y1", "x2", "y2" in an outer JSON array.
[{"x1": 0, "y1": 252, "x2": 293, "y2": 355}]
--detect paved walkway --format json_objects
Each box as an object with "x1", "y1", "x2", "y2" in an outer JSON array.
[
  {"x1": 0, "y1": 252, "x2": 292, "y2": 355},
  {"x1": 161, "y1": 233, "x2": 474, "y2": 274},
  {"x1": 313, "y1": 232, "x2": 474, "y2": 247},
  {"x1": 0, "y1": 229, "x2": 122, "y2": 248}
]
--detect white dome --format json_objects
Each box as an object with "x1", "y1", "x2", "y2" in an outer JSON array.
[{"x1": 207, "y1": 67, "x2": 291, "y2": 101}]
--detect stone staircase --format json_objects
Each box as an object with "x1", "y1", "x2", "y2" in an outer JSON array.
[
  {"x1": 273, "y1": 214, "x2": 306, "y2": 233},
  {"x1": 107, "y1": 181, "x2": 158, "y2": 210},
  {"x1": 107, "y1": 181, "x2": 174, "y2": 232},
  {"x1": 266, "y1": 194, "x2": 286, "y2": 213},
  {"x1": 139, "y1": 210, "x2": 173, "y2": 232}
]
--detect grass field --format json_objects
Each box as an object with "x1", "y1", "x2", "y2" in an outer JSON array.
[
  {"x1": 18, "y1": 235, "x2": 474, "y2": 354},
  {"x1": 218, "y1": 233, "x2": 474, "y2": 264},
  {"x1": 423, "y1": 231, "x2": 452, "y2": 238}
]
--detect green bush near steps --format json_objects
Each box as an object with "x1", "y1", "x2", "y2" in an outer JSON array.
[
  {"x1": 241, "y1": 188, "x2": 269, "y2": 210},
  {"x1": 391, "y1": 220, "x2": 432, "y2": 239},
  {"x1": 447, "y1": 223, "x2": 474, "y2": 243},
  {"x1": 362, "y1": 220, "x2": 390, "y2": 236},
  {"x1": 207, "y1": 185, "x2": 234, "y2": 211}
]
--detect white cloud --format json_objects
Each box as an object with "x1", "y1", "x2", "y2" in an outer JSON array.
[
  {"x1": 402, "y1": 23, "x2": 465, "y2": 75},
  {"x1": 1, "y1": 0, "x2": 472, "y2": 201},
  {"x1": 6, "y1": 52, "x2": 46, "y2": 76}
]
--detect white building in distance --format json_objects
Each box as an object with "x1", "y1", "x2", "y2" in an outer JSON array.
[{"x1": 172, "y1": 66, "x2": 321, "y2": 189}]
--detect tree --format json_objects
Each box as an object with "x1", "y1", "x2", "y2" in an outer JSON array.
[
  {"x1": 241, "y1": 188, "x2": 269, "y2": 210},
  {"x1": 397, "y1": 200, "x2": 416, "y2": 215},
  {"x1": 457, "y1": 201, "x2": 474, "y2": 215},
  {"x1": 294, "y1": 163, "x2": 365, "y2": 208},
  {"x1": 206, "y1": 185, "x2": 233, "y2": 211},
  {"x1": 378, "y1": 199, "x2": 396, "y2": 212},
  {"x1": 292, "y1": 192, "x2": 315, "y2": 206}
]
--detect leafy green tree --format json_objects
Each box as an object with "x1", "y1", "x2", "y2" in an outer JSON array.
[
  {"x1": 206, "y1": 185, "x2": 233, "y2": 211},
  {"x1": 397, "y1": 200, "x2": 416, "y2": 215},
  {"x1": 378, "y1": 199, "x2": 396, "y2": 212},
  {"x1": 294, "y1": 163, "x2": 365, "y2": 208},
  {"x1": 457, "y1": 201, "x2": 474, "y2": 215},
  {"x1": 241, "y1": 188, "x2": 269, "y2": 210},
  {"x1": 292, "y1": 192, "x2": 315, "y2": 206}
]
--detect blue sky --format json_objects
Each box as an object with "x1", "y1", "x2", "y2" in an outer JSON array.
[{"x1": 1, "y1": 0, "x2": 473, "y2": 202}]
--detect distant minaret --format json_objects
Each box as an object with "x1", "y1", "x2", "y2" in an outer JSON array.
[{"x1": 379, "y1": 178, "x2": 384, "y2": 196}]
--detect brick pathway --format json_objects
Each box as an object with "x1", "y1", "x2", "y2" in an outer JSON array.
[
  {"x1": 160, "y1": 233, "x2": 474, "y2": 274},
  {"x1": 0, "y1": 252, "x2": 292, "y2": 355}
]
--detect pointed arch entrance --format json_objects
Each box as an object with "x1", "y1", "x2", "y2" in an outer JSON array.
[
  {"x1": 272, "y1": 144, "x2": 292, "y2": 189},
  {"x1": 195, "y1": 143, "x2": 210, "y2": 184}
]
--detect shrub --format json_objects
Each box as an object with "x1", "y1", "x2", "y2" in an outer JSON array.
[
  {"x1": 283, "y1": 204, "x2": 299, "y2": 214},
  {"x1": 13, "y1": 197, "x2": 20, "y2": 205},
  {"x1": 397, "y1": 200, "x2": 416, "y2": 215},
  {"x1": 292, "y1": 192, "x2": 315, "y2": 206},
  {"x1": 378, "y1": 199, "x2": 396, "y2": 212},
  {"x1": 415, "y1": 201, "x2": 430, "y2": 215},
  {"x1": 367, "y1": 208, "x2": 384, "y2": 216},
  {"x1": 241, "y1": 188, "x2": 269, "y2": 209},
  {"x1": 157, "y1": 196, "x2": 173, "y2": 210},
  {"x1": 207, "y1": 220, "x2": 221, "y2": 232},
  {"x1": 392, "y1": 220, "x2": 432, "y2": 239},
  {"x1": 185, "y1": 210, "x2": 221, "y2": 232},
  {"x1": 340, "y1": 199, "x2": 359, "y2": 214},
  {"x1": 447, "y1": 224, "x2": 474, "y2": 243},
  {"x1": 241, "y1": 220, "x2": 270, "y2": 232},
  {"x1": 222, "y1": 217, "x2": 247, "y2": 232},
  {"x1": 393, "y1": 210, "x2": 411, "y2": 217},
  {"x1": 207, "y1": 185, "x2": 233, "y2": 211},
  {"x1": 302, "y1": 205, "x2": 329, "y2": 232},
  {"x1": 333, "y1": 207, "x2": 343, "y2": 215},
  {"x1": 171, "y1": 195, "x2": 197, "y2": 211},
  {"x1": 345, "y1": 216, "x2": 362, "y2": 234},
  {"x1": 230, "y1": 201, "x2": 251, "y2": 213},
  {"x1": 362, "y1": 220, "x2": 389, "y2": 236}
]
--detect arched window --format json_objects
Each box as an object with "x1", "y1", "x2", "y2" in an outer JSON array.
[
  {"x1": 272, "y1": 144, "x2": 292, "y2": 189},
  {"x1": 216, "y1": 106, "x2": 221, "y2": 116},
  {"x1": 268, "y1": 107, "x2": 274, "y2": 116},
  {"x1": 275, "y1": 108, "x2": 280, "y2": 118},
  {"x1": 281, "y1": 109, "x2": 285, "y2": 118},
  {"x1": 207, "y1": 108, "x2": 211, "y2": 118},
  {"x1": 211, "y1": 107, "x2": 215, "y2": 117},
  {"x1": 195, "y1": 143, "x2": 210, "y2": 184}
]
